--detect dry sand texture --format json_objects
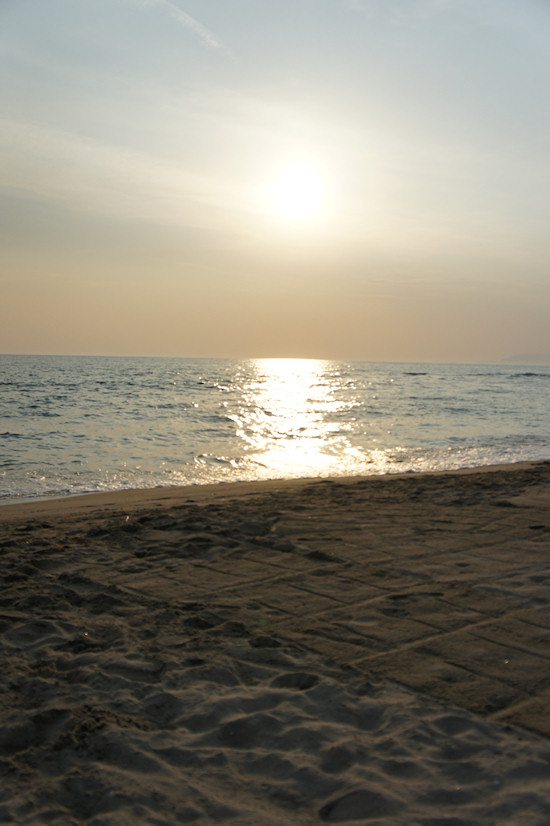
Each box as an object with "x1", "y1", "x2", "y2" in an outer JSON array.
[{"x1": 1, "y1": 461, "x2": 550, "y2": 824}]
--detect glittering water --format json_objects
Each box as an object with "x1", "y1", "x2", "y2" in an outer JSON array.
[{"x1": 1, "y1": 355, "x2": 549, "y2": 502}]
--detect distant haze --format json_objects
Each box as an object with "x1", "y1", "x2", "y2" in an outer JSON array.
[
  {"x1": 501, "y1": 354, "x2": 550, "y2": 366},
  {"x1": 1, "y1": 0, "x2": 549, "y2": 362}
]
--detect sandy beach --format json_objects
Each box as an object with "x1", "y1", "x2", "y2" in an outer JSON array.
[{"x1": 1, "y1": 461, "x2": 550, "y2": 825}]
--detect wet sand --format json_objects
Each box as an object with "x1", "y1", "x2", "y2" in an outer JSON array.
[{"x1": 1, "y1": 461, "x2": 550, "y2": 824}]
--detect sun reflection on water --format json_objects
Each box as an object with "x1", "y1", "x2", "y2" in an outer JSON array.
[{"x1": 231, "y1": 358, "x2": 362, "y2": 477}]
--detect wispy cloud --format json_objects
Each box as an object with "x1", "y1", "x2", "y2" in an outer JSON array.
[
  {"x1": 137, "y1": 0, "x2": 229, "y2": 53},
  {"x1": 162, "y1": 1, "x2": 224, "y2": 50},
  {"x1": 0, "y1": 118, "x2": 212, "y2": 226}
]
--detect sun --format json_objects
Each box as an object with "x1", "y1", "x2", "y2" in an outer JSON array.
[{"x1": 270, "y1": 161, "x2": 323, "y2": 221}]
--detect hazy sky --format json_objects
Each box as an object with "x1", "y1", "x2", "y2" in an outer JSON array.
[{"x1": 1, "y1": 0, "x2": 549, "y2": 362}]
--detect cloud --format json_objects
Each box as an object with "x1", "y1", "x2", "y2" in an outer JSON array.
[
  {"x1": 0, "y1": 117, "x2": 237, "y2": 232},
  {"x1": 162, "y1": 1, "x2": 224, "y2": 50},
  {"x1": 137, "y1": 0, "x2": 228, "y2": 52}
]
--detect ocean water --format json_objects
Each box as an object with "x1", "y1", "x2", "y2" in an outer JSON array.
[{"x1": 1, "y1": 354, "x2": 549, "y2": 502}]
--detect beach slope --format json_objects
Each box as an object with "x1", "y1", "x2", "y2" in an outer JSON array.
[{"x1": 2, "y1": 462, "x2": 550, "y2": 824}]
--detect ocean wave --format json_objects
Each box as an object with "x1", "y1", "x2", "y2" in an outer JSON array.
[
  {"x1": 511, "y1": 372, "x2": 550, "y2": 379},
  {"x1": 2, "y1": 355, "x2": 550, "y2": 502}
]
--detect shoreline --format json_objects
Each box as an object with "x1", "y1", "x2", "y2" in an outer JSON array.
[
  {"x1": 2, "y1": 458, "x2": 550, "y2": 823},
  {"x1": 1, "y1": 458, "x2": 547, "y2": 524}
]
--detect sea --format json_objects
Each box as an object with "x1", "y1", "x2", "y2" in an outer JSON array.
[{"x1": 1, "y1": 354, "x2": 549, "y2": 503}]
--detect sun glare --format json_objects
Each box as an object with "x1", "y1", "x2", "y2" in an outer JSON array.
[{"x1": 270, "y1": 162, "x2": 323, "y2": 221}]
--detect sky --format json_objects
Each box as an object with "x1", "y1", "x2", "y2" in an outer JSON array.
[{"x1": 1, "y1": 0, "x2": 549, "y2": 363}]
